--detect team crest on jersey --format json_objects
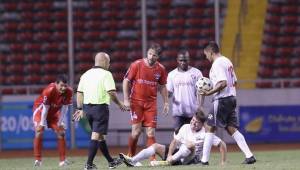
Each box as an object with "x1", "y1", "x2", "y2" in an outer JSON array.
[{"x1": 154, "y1": 73, "x2": 161, "y2": 80}]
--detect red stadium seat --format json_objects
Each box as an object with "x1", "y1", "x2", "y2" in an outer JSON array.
[
  {"x1": 256, "y1": 81, "x2": 273, "y2": 88},
  {"x1": 25, "y1": 63, "x2": 41, "y2": 73},
  {"x1": 163, "y1": 39, "x2": 181, "y2": 48},
  {"x1": 5, "y1": 64, "x2": 24, "y2": 74},
  {"x1": 168, "y1": 28, "x2": 184, "y2": 38},
  {"x1": 42, "y1": 75, "x2": 56, "y2": 84},
  {"x1": 149, "y1": 29, "x2": 168, "y2": 39}
]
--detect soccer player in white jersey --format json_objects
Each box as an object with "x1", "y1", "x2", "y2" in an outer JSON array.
[
  {"x1": 199, "y1": 41, "x2": 256, "y2": 165},
  {"x1": 167, "y1": 50, "x2": 204, "y2": 135},
  {"x1": 119, "y1": 111, "x2": 226, "y2": 167}
]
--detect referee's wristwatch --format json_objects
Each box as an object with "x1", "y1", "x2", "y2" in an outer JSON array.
[{"x1": 76, "y1": 107, "x2": 83, "y2": 110}]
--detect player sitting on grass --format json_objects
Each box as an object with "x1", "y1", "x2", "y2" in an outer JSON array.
[{"x1": 119, "y1": 110, "x2": 226, "y2": 166}]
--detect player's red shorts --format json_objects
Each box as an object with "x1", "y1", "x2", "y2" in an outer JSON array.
[
  {"x1": 32, "y1": 105, "x2": 63, "y2": 132},
  {"x1": 130, "y1": 99, "x2": 157, "y2": 128}
]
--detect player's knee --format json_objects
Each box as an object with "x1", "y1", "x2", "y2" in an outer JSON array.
[
  {"x1": 35, "y1": 131, "x2": 43, "y2": 138},
  {"x1": 131, "y1": 129, "x2": 142, "y2": 138},
  {"x1": 226, "y1": 126, "x2": 237, "y2": 135},
  {"x1": 146, "y1": 128, "x2": 155, "y2": 137},
  {"x1": 185, "y1": 142, "x2": 195, "y2": 151}
]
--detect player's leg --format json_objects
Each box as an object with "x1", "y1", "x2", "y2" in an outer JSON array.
[
  {"x1": 128, "y1": 100, "x2": 143, "y2": 156},
  {"x1": 144, "y1": 100, "x2": 157, "y2": 160},
  {"x1": 128, "y1": 123, "x2": 142, "y2": 156},
  {"x1": 120, "y1": 143, "x2": 166, "y2": 166},
  {"x1": 226, "y1": 126, "x2": 255, "y2": 164},
  {"x1": 201, "y1": 101, "x2": 218, "y2": 165},
  {"x1": 134, "y1": 143, "x2": 166, "y2": 162},
  {"x1": 171, "y1": 142, "x2": 194, "y2": 164},
  {"x1": 51, "y1": 123, "x2": 71, "y2": 166},
  {"x1": 33, "y1": 108, "x2": 43, "y2": 166}
]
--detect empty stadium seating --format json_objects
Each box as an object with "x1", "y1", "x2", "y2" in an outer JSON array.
[
  {"x1": 0, "y1": 0, "x2": 226, "y2": 94},
  {"x1": 257, "y1": 0, "x2": 300, "y2": 88}
]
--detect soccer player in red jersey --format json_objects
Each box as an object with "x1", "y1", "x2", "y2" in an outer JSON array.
[
  {"x1": 32, "y1": 75, "x2": 73, "y2": 167},
  {"x1": 123, "y1": 43, "x2": 169, "y2": 162}
]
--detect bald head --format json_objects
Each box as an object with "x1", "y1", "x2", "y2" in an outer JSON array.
[{"x1": 95, "y1": 52, "x2": 110, "y2": 70}]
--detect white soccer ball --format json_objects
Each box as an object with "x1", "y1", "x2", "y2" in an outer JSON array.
[{"x1": 196, "y1": 77, "x2": 213, "y2": 91}]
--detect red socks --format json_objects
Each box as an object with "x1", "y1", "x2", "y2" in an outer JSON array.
[
  {"x1": 127, "y1": 136, "x2": 138, "y2": 156},
  {"x1": 58, "y1": 138, "x2": 66, "y2": 161},
  {"x1": 34, "y1": 137, "x2": 42, "y2": 161}
]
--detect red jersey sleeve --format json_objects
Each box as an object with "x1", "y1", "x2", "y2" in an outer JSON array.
[
  {"x1": 158, "y1": 64, "x2": 167, "y2": 85},
  {"x1": 41, "y1": 85, "x2": 55, "y2": 105},
  {"x1": 124, "y1": 60, "x2": 139, "y2": 81}
]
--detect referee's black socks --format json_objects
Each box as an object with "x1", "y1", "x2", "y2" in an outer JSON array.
[
  {"x1": 99, "y1": 140, "x2": 113, "y2": 162},
  {"x1": 87, "y1": 140, "x2": 99, "y2": 165}
]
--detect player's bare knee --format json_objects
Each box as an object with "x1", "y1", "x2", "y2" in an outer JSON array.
[
  {"x1": 206, "y1": 125, "x2": 216, "y2": 133},
  {"x1": 146, "y1": 127, "x2": 155, "y2": 137},
  {"x1": 91, "y1": 132, "x2": 103, "y2": 140},
  {"x1": 35, "y1": 131, "x2": 43, "y2": 138},
  {"x1": 185, "y1": 141, "x2": 195, "y2": 151},
  {"x1": 226, "y1": 126, "x2": 237, "y2": 135}
]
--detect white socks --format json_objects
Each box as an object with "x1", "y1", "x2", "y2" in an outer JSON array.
[
  {"x1": 232, "y1": 131, "x2": 253, "y2": 158},
  {"x1": 201, "y1": 132, "x2": 214, "y2": 162},
  {"x1": 132, "y1": 145, "x2": 155, "y2": 163},
  {"x1": 171, "y1": 144, "x2": 191, "y2": 162}
]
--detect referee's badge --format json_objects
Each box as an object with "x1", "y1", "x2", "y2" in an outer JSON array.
[{"x1": 208, "y1": 114, "x2": 213, "y2": 120}]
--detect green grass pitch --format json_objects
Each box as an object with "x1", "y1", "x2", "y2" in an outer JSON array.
[{"x1": 0, "y1": 150, "x2": 299, "y2": 170}]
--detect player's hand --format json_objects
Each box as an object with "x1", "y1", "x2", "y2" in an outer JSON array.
[
  {"x1": 124, "y1": 99, "x2": 130, "y2": 108},
  {"x1": 166, "y1": 156, "x2": 172, "y2": 163},
  {"x1": 36, "y1": 125, "x2": 45, "y2": 132},
  {"x1": 72, "y1": 109, "x2": 84, "y2": 121},
  {"x1": 198, "y1": 89, "x2": 210, "y2": 96},
  {"x1": 162, "y1": 103, "x2": 169, "y2": 116},
  {"x1": 119, "y1": 102, "x2": 130, "y2": 111}
]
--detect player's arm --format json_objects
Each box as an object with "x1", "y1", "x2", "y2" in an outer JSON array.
[
  {"x1": 39, "y1": 88, "x2": 52, "y2": 128},
  {"x1": 58, "y1": 105, "x2": 68, "y2": 127},
  {"x1": 197, "y1": 92, "x2": 205, "y2": 111},
  {"x1": 40, "y1": 103, "x2": 50, "y2": 127},
  {"x1": 159, "y1": 84, "x2": 169, "y2": 115},
  {"x1": 73, "y1": 91, "x2": 84, "y2": 121},
  {"x1": 108, "y1": 90, "x2": 128, "y2": 111},
  {"x1": 202, "y1": 80, "x2": 227, "y2": 96},
  {"x1": 122, "y1": 78, "x2": 131, "y2": 107},
  {"x1": 167, "y1": 138, "x2": 180, "y2": 159}
]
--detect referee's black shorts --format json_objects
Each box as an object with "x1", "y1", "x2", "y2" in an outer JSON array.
[{"x1": 84, "y1": 104, "x2": 109, "y2": 135}]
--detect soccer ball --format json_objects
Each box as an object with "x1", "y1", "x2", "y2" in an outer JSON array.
[{"x1": 196, "y1": 77, "x2": 213, "y2": 91}]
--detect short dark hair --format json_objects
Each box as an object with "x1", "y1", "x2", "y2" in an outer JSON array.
[
  {"x1": 56, "y1": 74, "x2": 68, "y2": 84},
  {"x1": 195, "y1": 110, "x2": 207, "y2": 123},
  {"x1": 177, "y1": 49, "x2": 190, "y2": 58},
  {"x1": 148, "y1": 43, "x2": 162, "y2": 56},
  {"x1": 204, "y1": 41, "x2": 220, "y2": 53}
]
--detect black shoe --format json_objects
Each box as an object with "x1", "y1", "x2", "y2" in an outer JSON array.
[
  {"x1": 119, "y1": 153, "x2": 135, "y2": 167},
  {"x1": 242, "y1": 156, "x2": 256, "y2": 164},
  {"x1": 108, "y1": 158, "x2": 123, "y2": 169},
  {"x1": 84, "y1": 163, "x2": 97, "y2": 170},
  {"x1": 200, "y1": 161, "x2": 209, "y2": 166}
]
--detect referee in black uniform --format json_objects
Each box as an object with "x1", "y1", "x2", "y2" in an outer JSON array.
[{"x1": 73, "y1": 52, "x2": 128, "y2": 170}]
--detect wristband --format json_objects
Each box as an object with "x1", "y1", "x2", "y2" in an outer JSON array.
[{"x1": 77, "y1": 108, "x2": 83, "y2": 110}]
